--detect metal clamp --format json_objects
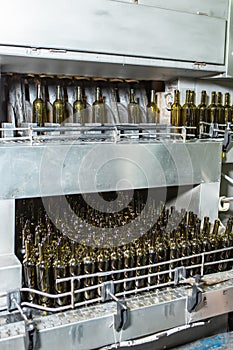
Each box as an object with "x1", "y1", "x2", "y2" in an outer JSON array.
[
  {"x1": 223, "y1": 128, "x2": 232, "y2": 153},
  {"x1": 101, "y1": 282, "x2": 129, "y2": 332},
  {"x1": 187, "y1": 282, "x2": 203, "y2": 313},
  {"x1": 174, "y1": 267, "x2": 187, "y2": 286},
  {"x1": 7, "y1": 290, "x2": 37, "y2": 350}
]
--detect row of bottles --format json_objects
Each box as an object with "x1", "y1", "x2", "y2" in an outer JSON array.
[
  {"x1": 16, "y1": 195, "x2": 233, "y2": 307},
  {"x1": 32, "y1": 85, "x2": 160, "y2": 126},
  {"x1": 2, "y1": 73, "x2": 162, "y2": 127},
  {"x1": 171, "y1": 90, "x2": 232, "y2": 136}
]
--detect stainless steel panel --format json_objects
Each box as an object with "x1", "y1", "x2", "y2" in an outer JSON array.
[
  {"x1": 137, "y1": 0, "x2": 229, "y2": 19},
  {"x1": 225, "y1": 0, "x2": 233, "y2": 77},
  {"x1": 1, "y1": 272, "x2": 233, "y2": 350},
  {"x1": 0, "y1": 255, "x2": 21, "y2": 309},
  {"x1": 0, "y1": 142, "x2": 222, "y2": 199},
  {"x1": 0, "y1": 0, "x2": 226, "y2": 65},
  {"x1": 0, "y1": 200, "x2": 15, "y2": 254},
  {"x1": 0, "y1": 47, "x2": 225, "y2": 81}
]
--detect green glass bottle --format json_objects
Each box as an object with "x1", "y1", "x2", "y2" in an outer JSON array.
[
  {"x1": 53, "y1": 241, "x2": 67, "y2": 306},
  {"x1": 83, "y1": 247, "x2": 96, "y2": 300},
  {"x1": 207, "y1": 91, "x2": 217, "y2": 124},
  {"x1": 216, "y1": 92, "x2": 225, "y2": 128},
  {"x1": 224, "y1": 92, "x2": 232, "y2": 123},
  {"x1": 23, "y1": 239, "x2": 37, "y2": 303},
  {"x1": 36, "y1": 243, "x2": 50, "y2": 306},
  {"x1": 53, "y1": 85, "x2": 65, "y2": 124},
  {"x1": 73, "y1": 86, "x2": 84, "y2": 124},
  {"x1": 147, "y1": 89, "x2": 160, "y2": 123},
  {"x1": 197, "y1": 90, "x2": 207, "y2": 136},
  {"x1": 93, "y1": 86, "x2": 104, "y2": 123},
  {"x1": 33, "y1": 83, "x2": 45, "y2": 126},
  {"x1": 171, "y1": 89, "x2": 182, "y2": 134},
  {"x1": 181, "y1": 90, "x2": 191, "y2": 127},
  {"x1": 96, "y1": 248, "x2": 110, "y2": 297},
  {"x1": 111, "y1": 246, "x2": 122, "y2": 293}
]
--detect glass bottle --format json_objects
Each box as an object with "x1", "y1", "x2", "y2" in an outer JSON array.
[
  {"x1": 23, "y1": 239, "x2": 37, "y2": 303},
  {"x1": 111, "y1": 246, "x2": 122, "y2": 293},
  {"x1": 207, "y1": 91, "x2": 217, "y2": 124},
  {"x1": 36, "y1": 243, "x2": 50, "y2": 306},
  {"x1": 96, "y1": 248, "x2": 110, "y2": 297},
  {"x1": 53, "y1": 85, "x2": 65, "y2": 124},
  {"x1": 73, "y1": 86, "x2": 84, "y2": 124},
  {"x1": 64, "y1": 86, "x2": 73, "y2": 123},
  {"x1": 189, "y1": 90, "x2": 197, "y2": 136},
  {"x1": 24, "y1": 79, "x2": 33, "y2": 123},
  {"x1": 92, "y1": 86, "x2": 104, "y2": 123},
  {"x1": 147, "y1": 235, "x2": 157, "y2": 287},
  {"x1": 83, "y1": 247, "x2": 96, "y2": 300},
  {"x1": 123, "y1": 243, "x2": 135, "y2": 291},
  {"x1": 170, "y1": 89, "x2": 182, "y2": 132},
  {"x1": 44, "y1": 83, "x2": 53, "y2": 123},
  {"x1": 68, "y1": 241, "x2": 83, "y2": 303},
  {"x1": 181, "y1": 90, "x2": 191, "y2": 127},
  {"x1": 197, "y1": 90, "x2": 207, "y2": 136},
  {"x1": 53, "y1": 241, "x2": 67, "y2": 306},
  {"x1": 33, "y1": 83, "x2": 45, "y2": 126},
  {"x1": 135, "y1": 240, "x2": 147, "y2": 289},
  {"x1": 147, "y1": 89, "x2": 160, "y2": 123},
  {"x1": 216, "y1": 92, "x2": 225, "y2": 128},
  {"x1": 128, "y1": 88, "x2": 140, "y2": 123},
  {"x1": 224, "y1": 92, "x2": 232, "y2": 123}
]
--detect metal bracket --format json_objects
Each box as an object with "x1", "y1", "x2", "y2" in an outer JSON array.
[
  {"x1": 222, "y1": 128, "x2": 232, "y2": 153},
  {"x1": 101, "y1": 281, "x2": 115, "y2": 302},
  {"x1": 101, "y1": 281, "x2": 129, "y2": 332},
  {"x1": 114, "y1": 301, "x2": 128, "y2": 332},
  {"x1": 7, "y1": 289, "x2": 21, "y2": 312},
  {"x1": 187, "y1": 283, "x2": 203, "y2": 313},
  {"x1": 25, "y1": 319, "x2": 37, "y2": 350},
  {"x1": 7, "y1": 289, "x2": 37, "y2": 350},
  {"x1": 174, "y1": 267, "x2": 186, "y2": 286}
]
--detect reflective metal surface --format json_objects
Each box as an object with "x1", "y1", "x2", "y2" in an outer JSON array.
[{"x1": 0, "y1": 141, "x2": 222, "y2": 199}]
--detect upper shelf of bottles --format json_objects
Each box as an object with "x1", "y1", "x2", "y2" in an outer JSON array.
[{"x1": 0, "y1": 0, "x2": 229, "y2": 80}]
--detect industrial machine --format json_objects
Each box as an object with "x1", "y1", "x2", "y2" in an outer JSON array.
[{"x1": 0, "y1": 1, "x2": 233, "y2": 349}]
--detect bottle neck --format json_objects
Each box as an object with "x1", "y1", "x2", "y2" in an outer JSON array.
[
  {"x1": 37, "y1": 84, "x2": 42, "y2": 99},
  {"x1": 200, "y1": 91, "x2": 206, "y2": 105},
  {"x1": 211, "y1": 92, "x2": 217, "y2": 104},
  {"x1": 185, "y1": 90, "x2": 190, "y2": 104},
  {"x1": 129, "y1": 89, "x2": 136, "y2": 104},
  {"x1": 150, "y1": 90, "x2": 155, "y2": 104},
  {"x1": 174, "y1": 90, "x2": 180, "y2": 104},
  {"x1": 225, "y1": 93, "x2": 230, "y2": 106},
  {"x1": 217, "y1": 92, "x2": 222, "y2": 105},
  {"x1": 38, "y1": 243, "x2": 44, "y2": 263},
  {"x1": 56, "y1": 85, "x2": 62, "y2": 100},
  {"x1": 77, "y1": 86, "x2": 82, "y2": 101},
  {"x1": 95, "y1": 87, "x2": 101, "y2": 102}
]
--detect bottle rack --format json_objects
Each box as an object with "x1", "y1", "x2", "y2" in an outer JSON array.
[{"x1": 17, "y1": 245, "x2": 233, "y2": 314}]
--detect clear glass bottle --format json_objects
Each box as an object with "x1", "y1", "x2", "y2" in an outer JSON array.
[{"x1": 128, "y1": 88, "x2": 140, "y2": 123}]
